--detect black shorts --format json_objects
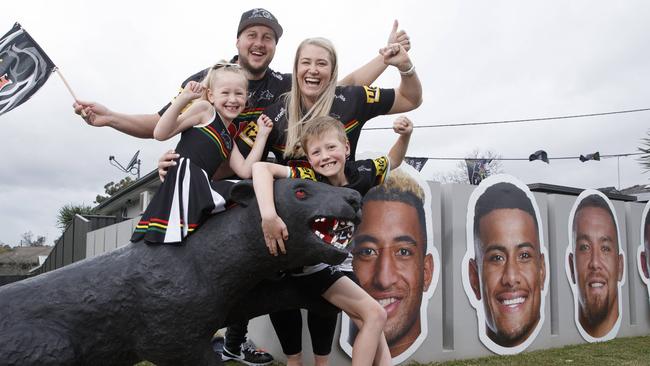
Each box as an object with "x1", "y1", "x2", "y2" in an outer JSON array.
[{"x1": 292, "y1": 266, "x2": 346, "y2": 295}]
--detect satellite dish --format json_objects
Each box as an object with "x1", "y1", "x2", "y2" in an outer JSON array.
[
  {"x1": 126, "y1": 150, "x2": 140, "y2": 171},
  {"x1": 108, "y1": 150, "x2": 142, "y2": 179}
]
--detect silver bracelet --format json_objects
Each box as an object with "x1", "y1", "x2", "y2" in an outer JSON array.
[{"x1": 399, "y1": 64, "x2": 415, "y2": 76}]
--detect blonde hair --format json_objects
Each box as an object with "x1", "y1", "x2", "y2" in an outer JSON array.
[
  {"x1": 201, "y1": 60, "x2": 248, "y2": 101},
  {"x1": 284, "y1": 38, "x2": 339, "y2": 159},
  {"x1": 300, "y1": 116, "x2": 347, "y2": 154}
]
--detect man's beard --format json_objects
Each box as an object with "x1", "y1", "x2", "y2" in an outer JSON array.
[
  {"x1": 490, "y1": 314, "x2": 539, "y2": 347},
  {"x1": 239, "y1": 54, "x2": 270, "y2": 77},
  {"x1": 582, "y1": 293, "x2": 610, "y2": 326}
]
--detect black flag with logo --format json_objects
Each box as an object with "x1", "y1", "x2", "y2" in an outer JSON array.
[
  {"x1": 579, "y1": 152, "x2": 600, "y2": 162},
  {"x1": 0, "y1": 23, "x2": 56, "y2": 116},
  {"x1": 529, "y1": 150, "x2": 549, "y2": 163},
  {"x1": 404, "y1": 156, "x2": 428, "y2": 172},
  {"x1": 466, "y1": 159, "x2": 492, "y2": 185}
]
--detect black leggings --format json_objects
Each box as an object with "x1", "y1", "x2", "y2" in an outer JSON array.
[
  {"x1": 269, "y1": 269, "x2": 357, "y2": 356},
  {"x1": 270, "y1": 309, "x2": 339, "y2": 356}
]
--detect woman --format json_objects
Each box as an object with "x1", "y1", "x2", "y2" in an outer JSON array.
[{"x1": 235, "y1": 37, "x2": 422, "y2": 366}]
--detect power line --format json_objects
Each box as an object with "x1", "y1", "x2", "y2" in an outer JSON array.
[
  {"x1": 408, "y1": 151, "x2": 645, "y2": 161},
  {"x1": 363, "y1": 107, "x2": 650, "y2": 130}
]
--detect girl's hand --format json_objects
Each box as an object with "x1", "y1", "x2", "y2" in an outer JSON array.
[
  {"x1": 393, "y1": 116, "x2": 413, "y2": 136},
  {"x1": 261, "y1": 214, "x2": 288, "y2": 256},
  {"x1": 180, "y1": 81, "x2": 205, "y2": 101},
  {"x1": 157, "y1": 150, "x2": 180, "y2": 182},
  {"x1": 379, "y1": 43, "x2": 412, "y2": 73},
  {"x1": 257, "y1": 114, "x2": 273, "y2": 138}
]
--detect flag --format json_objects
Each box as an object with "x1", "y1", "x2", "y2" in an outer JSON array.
[
  {"x1": 0, "y1": 23, "x2": 56, "y2": 116},
  {"x1": 579, "y1": 152, "x2": 600, "y2": 162},
  {"x1": 404, "y1": 156, "x2": 428, "y2": 172},
  {"x1": 529, "y1": 150, "x2": 549, "y2": 163},
  {"x1": 466, "y1": 159, "x2": 492, "y2": 185}
]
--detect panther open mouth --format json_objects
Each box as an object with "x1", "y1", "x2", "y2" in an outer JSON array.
[{"x1": 311, "y1": 217, "x2": 355, "y2": 250}]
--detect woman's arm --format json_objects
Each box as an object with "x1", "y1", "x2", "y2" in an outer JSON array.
[{"x1": 380, "y1": 44, "x2": 423, "y2": 114}]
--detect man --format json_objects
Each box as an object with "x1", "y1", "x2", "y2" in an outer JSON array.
[
  {"x1": 350, "y1": 171, "x2": 434, "y2": 358},
  {"x1": 467, "y1": 181, "x2": 546, "y2": 349},
  {"x1": 568, "y1": 193, "x2": 624, "y2": 339},
  {"x1": 73, "y1": 8, "x2": 411, "y2": 365}
]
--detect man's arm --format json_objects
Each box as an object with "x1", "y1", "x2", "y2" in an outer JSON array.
[
  {"x1": 73, "y1": 100, "x2": 159, "y2": 139},
  {"x1": 338, "y1": 20, "x2": 411, "y2": 86}
]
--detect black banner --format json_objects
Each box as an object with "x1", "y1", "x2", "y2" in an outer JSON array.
[
  {"x1": 0, "y1": 23, "x2": 56, "y2": 116},
  {"x1": 465, "y1": 159, "x2": 492, "y2": 185},
  {"x1": 404, "y1": 156, "x2": 428, "y2": 172}
]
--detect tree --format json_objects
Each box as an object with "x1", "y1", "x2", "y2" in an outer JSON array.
[
  {"x1": 56, "y1": 203, "x2": 95, "y2": 230},
  {"x1": 433, "y1": 149, "x2": 504, "y2": 184},
  {"x1": 19, "y1": 231, "x2": 47, "y2": 247},
  {"x1": 639, "y1": 129, "x2": 650, "y2": 173},
  {"x1": 95, "y1": 176, "x2": 135, "y2": 204}
]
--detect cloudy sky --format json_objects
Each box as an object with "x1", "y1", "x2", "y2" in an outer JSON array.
[{"x1": 1, "y1": 0, "x2": 649, "y2": 246}]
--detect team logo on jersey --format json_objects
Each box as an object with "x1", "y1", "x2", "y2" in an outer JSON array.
[
  {"x1": 335, "y1": 93, "x2": 346, "y2": 102},
  {"x1": 363, "y1": 86, "x2": 381, "y2": 104},
  {"x1": 239, "y1": 121, "x2": 258, "y2": 147},
  {"x1": 259, "y1": 89, "x2": 274, "y2": 101},
  {"x1": 219, "y1": 130, "x2": 233, "y2": 149},
  {"x1": 271, "y1": 71, "x2": 284, "y2": 81},
  {"x1": 274, "y1": 107, "x2": 287, "y2": 122},
  {"x1": 372, "y1": 156, "x2": 389, "y2": 184},
  {"x1": 295, "y1": 167, "x2": 317, "y2": 181}
]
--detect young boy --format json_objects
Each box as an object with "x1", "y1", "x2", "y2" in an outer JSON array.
[
  {"x1": 252, "y1": 114, "x2": 412, "y2": 254},
  {"x1": 251, "y1": 114, "x2": 413, "y2": 366}
]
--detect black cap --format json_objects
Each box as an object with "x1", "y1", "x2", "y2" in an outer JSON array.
[{"x1": 237, "y1": 8, "x2": 283, "y2": 42}]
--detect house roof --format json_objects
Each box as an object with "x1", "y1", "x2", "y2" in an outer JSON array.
[
  {"x1": 93, "y1": 170, "x2": 161, "y2": 215},
  {"x1": 0, "y1": 246, "x2": 52, "y2": 265}
]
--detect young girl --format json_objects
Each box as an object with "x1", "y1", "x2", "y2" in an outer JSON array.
[
  {"x1": 252, "y1": 115, "x2": 413, "y2": 366},
  {"x1": 131, "y1": 62, "x2": 272, "y2": 244}
]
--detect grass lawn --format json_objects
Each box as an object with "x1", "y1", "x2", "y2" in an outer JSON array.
[
  {"x1": 135, "y1": 335, "x2": 650, "y2": 365},
  {"x1": 416, "y1": 335, "x2": 650, "y2": 366}
]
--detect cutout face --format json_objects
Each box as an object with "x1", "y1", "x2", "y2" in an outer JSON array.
[
  {"x1": 462, "y1": 174, "x2": 549, "y2": 355},
  {"x1": 340, "y1": 164, "x2": 440, "y2": 364},
  {"x1": 636, "y1": 202, "x2": 650, "y2": 301},
  {"x1": 565, "y1": 190, "x2": 625, "y2": 342}
]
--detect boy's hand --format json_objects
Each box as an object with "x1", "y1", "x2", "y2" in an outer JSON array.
[
  {"x1": 157, "y1": 149, "x2": 180, "y2": 182},
  {"x1": 257, "y1": 114, "x2": 273, "y2": 138},
  {"x1": 180, "y1": 81, "x2": 204, "y2": 101},
  {"x1": 262, "y1": 215, "x2": 288, "y2": 256},
  {"x1": 393, "y1": 116, "x2": 413, "y2": 136}
]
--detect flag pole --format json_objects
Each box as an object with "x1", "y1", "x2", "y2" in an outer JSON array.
[
  {"x1": 55, "y1": 68, "x2": 86, "y2": 117},
  {"x1": 55, "y1": 68, "x2": 79, "y2": 101}
]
